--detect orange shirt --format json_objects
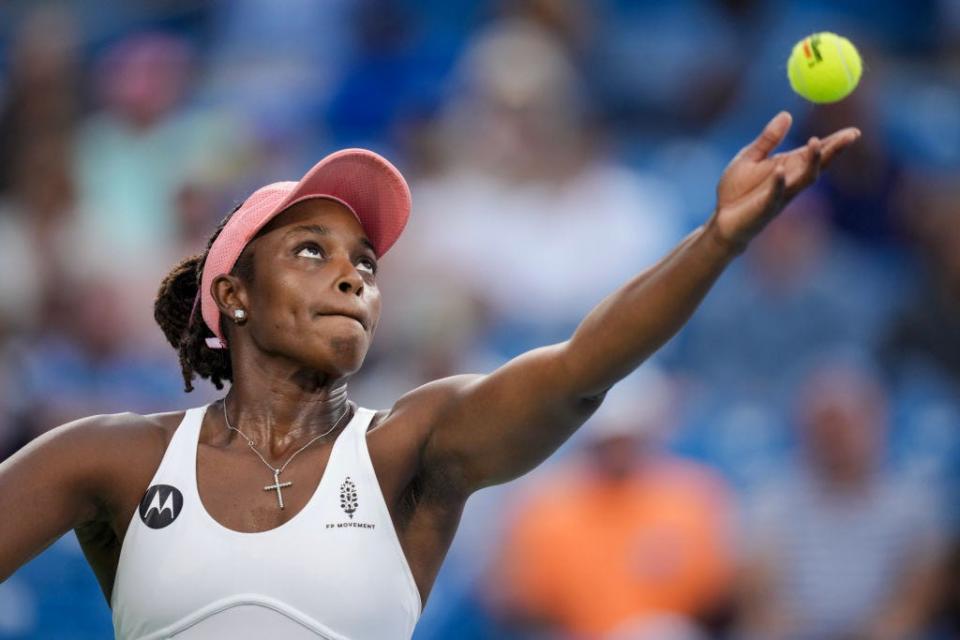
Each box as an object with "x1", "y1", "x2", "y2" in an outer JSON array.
[{"x1": 492, "y1": 457, "x2": 733, "y2": 637}]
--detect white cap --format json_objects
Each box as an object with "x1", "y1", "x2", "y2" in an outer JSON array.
[{"x1": 584, "y1": 366, "x2": 676, "y2": 443}]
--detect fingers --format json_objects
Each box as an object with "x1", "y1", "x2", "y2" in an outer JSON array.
[
  {"x1": 788, "y1": 136, "x2": 822, "y2": 195},
  {"x1": 819, "y1": 127, "x2": 861, "y2": 169},
  {"x1": 739, "y1": 163, "x2": 787, "y2": 224},
  {"x1": 744, "y1": 111, "x2": 793, "y2": 161},
  {"x1": 775, "y1": 127, "x2": 860, "y2": 193},
  {"x1": 765, "y1": 164, "x2": 787, "y2": 215}
]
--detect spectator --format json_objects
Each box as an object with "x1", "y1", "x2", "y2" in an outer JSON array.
[
  {"x1": 383, "y1": 15, "x2": 685, "y2": 362},
  {"x1": 488, "y1": 372, "x2": 734, "y2": 638},
  {"x1": 72, "y1": 32, "x2": 246, "y2": 342},
  {"x1": 881, "y1": 176, "x2": 960, "y2": 387},
  {"x1": 737, "y1": 357, "x2": 945, "y2": 640},
  {"x1": 0, "y1": 7, "x2": 81, "y2": 334},
  {"x1": 0, "y1": 6, "x2": 80, "y2": 195},
  {"x1": 674, "y1": 191, "x2": 893, "y2": 393}
]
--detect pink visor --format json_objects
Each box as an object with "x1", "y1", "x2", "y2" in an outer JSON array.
[{"x1": 197, "y1": 148, "x2": 411, "y2": 349}]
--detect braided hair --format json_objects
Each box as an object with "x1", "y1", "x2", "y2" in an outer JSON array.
[{"x1": 154, "y1": 204, "x2": 257, "y2": 392}]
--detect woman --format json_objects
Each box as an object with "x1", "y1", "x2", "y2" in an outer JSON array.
[{"x1": 0, "y1": 112, "x2": 858, "y2": 639}]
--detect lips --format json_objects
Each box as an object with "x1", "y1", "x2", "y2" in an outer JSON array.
[{"x1": 316, "y1": 310, "x2": 367, "y2": 329}]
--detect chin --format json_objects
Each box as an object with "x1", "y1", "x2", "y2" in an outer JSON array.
[
  {"x1": 276, "y1": 320, "x2": 370, "y2": 372},
  {"x1": 329, "y1": 337, "x2": 369, "y2": 372},
  {"x1": 295, "y1": 335, "x2": 369, "y2": 376}
]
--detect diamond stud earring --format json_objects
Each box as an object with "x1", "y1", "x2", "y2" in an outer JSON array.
[{"x1": 233, "y1": 309, "x2": 247, "y2": 323}]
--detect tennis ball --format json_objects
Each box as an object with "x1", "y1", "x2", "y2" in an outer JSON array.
[{"x1": 787, "y1": 32, "x2": 862, "y2": 103}]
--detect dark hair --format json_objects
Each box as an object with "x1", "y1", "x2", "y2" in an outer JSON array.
[{"x1": 154, "y1": 204, "x2": 256, "y2": 392}]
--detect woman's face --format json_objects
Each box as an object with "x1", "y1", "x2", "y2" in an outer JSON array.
[{"x1": 225, "y1": 197, "x2": 382, "y2": 377}]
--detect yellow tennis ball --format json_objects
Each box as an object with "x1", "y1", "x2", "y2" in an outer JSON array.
[{"x1": 787, "y1": 32, "x2": 862, "y2": 103}]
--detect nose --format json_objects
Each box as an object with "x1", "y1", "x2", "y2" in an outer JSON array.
[{"x1": 333, "y1": 255, "x2": 364, "y2": 296}]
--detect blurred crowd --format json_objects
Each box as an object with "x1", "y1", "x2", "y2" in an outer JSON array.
[{"x1": 0, "y1": 1, "x2": 958, "y2": 638}]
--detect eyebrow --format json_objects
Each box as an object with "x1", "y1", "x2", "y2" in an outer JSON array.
[{"x1": 286, "y1": 224, "x2": 376, "y2": 254}]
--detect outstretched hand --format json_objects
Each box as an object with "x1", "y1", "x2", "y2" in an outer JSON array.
[{"x1": 708, "y1": 111, "x2": 861, "y2": 253}]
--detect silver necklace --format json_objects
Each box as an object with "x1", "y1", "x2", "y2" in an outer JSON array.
[{"x1": 222, "y1": 398, "x2": 353, "y2": 510}]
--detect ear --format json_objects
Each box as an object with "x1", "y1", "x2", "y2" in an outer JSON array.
[{"x1": 211, "y1": 273, "x2": 250, "y2": 320}]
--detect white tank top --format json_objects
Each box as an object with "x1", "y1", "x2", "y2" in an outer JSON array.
[{"x1": 111, "y1": 403, "x2": 422, "y2": 639}]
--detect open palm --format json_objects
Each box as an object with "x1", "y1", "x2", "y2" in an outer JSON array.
[{"x1": 710, "y1": 111, "x2": 860, "y2": 252}]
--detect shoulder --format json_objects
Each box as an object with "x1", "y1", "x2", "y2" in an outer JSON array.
[
  {"x1": 2, "y1": 407, "x2": 191, "y2": 532},
  {"x1": 371, "y1": 374, "x2": 483, "y2": 438},
  {"x1": 46, "y1": 408, "x2": 183, "y2": 455},
  {"x1": 34, "y1": 408, "x2": 189, "y2": 507},
  {"x1": 365, "y1": 374, "x2": 483, "y2": 501},
  {"x1": 26, "y1": 410, "x2": 162, "y2": 457}
]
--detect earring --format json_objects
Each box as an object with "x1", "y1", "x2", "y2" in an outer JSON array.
[{"x1": 232, "y1": 309, "x2": 247, "y2": 324}]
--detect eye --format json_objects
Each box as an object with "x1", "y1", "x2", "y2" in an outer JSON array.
[
  {"x1": 296, "y1": 242, "x2": 324, "y2": 259},
  {"x1": 358, "y1": 256, "x2": 378, "y2": 275}
]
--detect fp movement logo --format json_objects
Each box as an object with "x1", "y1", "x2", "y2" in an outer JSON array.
[
  {"x1": 327, "y1": 476, "x2": 375, "y2": 530},
  {"x1": 139, "y1": 484, "x2": 184, "y2": 529}
]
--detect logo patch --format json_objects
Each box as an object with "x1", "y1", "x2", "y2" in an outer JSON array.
[
  {"x1": 325, "y1": 476, "x2": 375, "y2": 530},
  {"x1": 340, "y1": 476, "x2": 358, "y2": 519},
  {"x1": 138, "y1": 484, "x2": 183, "y2": 529}
]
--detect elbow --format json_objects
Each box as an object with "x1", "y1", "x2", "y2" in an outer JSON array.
[
  {"x1": 574, "y1": 386, "x2": 609, "y2": 413},
  {"x1": 557, "y1": 341, "x2": 614, "y2": 405}
]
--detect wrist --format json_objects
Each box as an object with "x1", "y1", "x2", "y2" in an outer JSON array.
[{"x1": 703, "y1": 215, "x2": 749, "y2": 258}]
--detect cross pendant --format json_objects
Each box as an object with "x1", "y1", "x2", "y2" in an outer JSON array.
[{"x1": 263, "y1": 470, "x2": 293, "y2": 509}]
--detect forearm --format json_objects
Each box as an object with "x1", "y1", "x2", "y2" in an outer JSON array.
[
  {"x1": 564, "y1": 219, "x2": 738, "y2": 398},
  {"x1": 421, "y1": 221, "x2": 739, "y2": 491},
  {"x1": 425, "y1": 114, "x2": 857, "y2": 491}
]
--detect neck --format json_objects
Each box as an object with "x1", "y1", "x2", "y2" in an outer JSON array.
[{"x1": 221, "y1": 352, "x2": 354, "y2": 456}]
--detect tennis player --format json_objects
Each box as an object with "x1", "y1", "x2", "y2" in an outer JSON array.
[{"x1": 0, "y1": 112, "x2": 858, "y2": 639}]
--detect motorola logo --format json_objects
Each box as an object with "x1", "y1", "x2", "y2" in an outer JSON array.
[{"x1": 138, "y1": 484, "x2": 184, "y2": 529}]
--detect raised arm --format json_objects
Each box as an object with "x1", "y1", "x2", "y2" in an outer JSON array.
[{"x1": 418, "y1": 112, "x2": 860, "y2": 493}]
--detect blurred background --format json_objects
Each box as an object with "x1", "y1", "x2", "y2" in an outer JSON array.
[{"x1": 0, "y1": 0, "x2": 958, "y2": 638}]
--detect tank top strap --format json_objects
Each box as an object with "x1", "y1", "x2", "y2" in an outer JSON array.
[
  {"x1": 150, "y1": 404, "x2": 208, "y2": 482},
  {"x1": 328, "y1": 406, "x2": 377, "y2": 471},
  {"x1": 346, "y1": 405, "x2": 377, "y2": 439},
  {"x1": 328, "y1": 405, "x2": 423, "y2": 615},
  {"x1": 320, "y1": 406, "x2": 377, "y2": 521}
]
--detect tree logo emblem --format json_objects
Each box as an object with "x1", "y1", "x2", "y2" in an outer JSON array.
[{"x1": 340, "y1": 477, "x2": 358, "y2": 519}]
